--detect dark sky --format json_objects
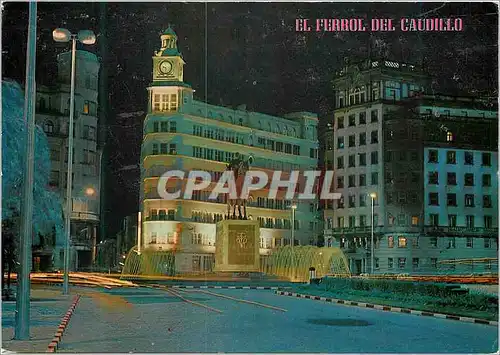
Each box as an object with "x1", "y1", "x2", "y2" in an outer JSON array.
[{"x1": 2, "y1": 2, "x2": 498, "y2": 235}]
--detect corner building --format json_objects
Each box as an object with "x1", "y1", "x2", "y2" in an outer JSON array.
[
  {"x1": 139, "y1": 28, "x2": 320, "y2": 273},
  {"x1": 325, "y1": 59, "x2": 498, "y2": 275}
]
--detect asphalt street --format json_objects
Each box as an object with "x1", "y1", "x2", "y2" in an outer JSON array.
[{"x1": 57, "y1": 286, "x2": 498, "y2": 353}]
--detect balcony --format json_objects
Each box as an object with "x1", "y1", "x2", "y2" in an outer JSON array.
[{"x1": 424, "y1": 226, "x2": 498, "y2": 237}]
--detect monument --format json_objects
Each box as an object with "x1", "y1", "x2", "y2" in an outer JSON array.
[{"x1": 214, "y1": 153, "x2": 260, "y2": 274}]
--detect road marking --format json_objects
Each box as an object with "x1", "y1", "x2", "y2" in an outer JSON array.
[
  {"x1": 163, "y1": 287, "x2": 223, "y2": 314},
  {"x1": 180, "y1": 288, "x2": 287, "y2": 312}
]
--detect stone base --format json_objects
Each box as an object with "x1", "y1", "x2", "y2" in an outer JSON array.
[{"x1": 214, "y1": 219, "x2": 260, "y2": 273}]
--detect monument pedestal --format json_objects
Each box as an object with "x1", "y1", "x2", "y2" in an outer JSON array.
[{"x1": 214, "y1": 219, "x2": 260, "y2": 273}]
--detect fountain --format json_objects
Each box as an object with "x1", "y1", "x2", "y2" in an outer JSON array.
[
  {"x1": 121, "y1": 247, "x2": 176, "y2": 278},
  {"x1": 261, "y1": 246, "x2": 350, "y2": 282}
]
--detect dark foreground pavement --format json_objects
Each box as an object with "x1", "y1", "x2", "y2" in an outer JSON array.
[
  {"x1": 56, "y1": 286, "x2": 498, "y2": 353},
  {"x1": 1, "y1": 287, "x2": 74, "y2": 353}
]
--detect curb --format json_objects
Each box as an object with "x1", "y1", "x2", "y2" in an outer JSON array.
[
  {"x1": 47, "y1": 295, "x2": 81, "y2": 353},
  {"x1": 172, "y1": 285, "x2": 291, "y2": 290},
  {"x1": 275, "y1": 291, "x2": 498, "y2": 327}
]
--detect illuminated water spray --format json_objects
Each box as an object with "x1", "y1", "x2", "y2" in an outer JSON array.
[{"x1": 261, "y1": 246, "x2": 351, "y2": 282}]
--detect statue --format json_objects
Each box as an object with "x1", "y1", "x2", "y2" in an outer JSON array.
[{"x1": 226, "y1": 153, "x2": 253, "y2": 220}]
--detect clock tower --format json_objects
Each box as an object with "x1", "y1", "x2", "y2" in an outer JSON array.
[{"x1": 152, "y1": 27, "x2": 185, "y2": 83}]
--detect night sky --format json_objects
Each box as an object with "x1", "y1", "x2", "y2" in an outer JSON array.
[{"x1": 2, "y1": 2, "x2": 498, "y2": 235}]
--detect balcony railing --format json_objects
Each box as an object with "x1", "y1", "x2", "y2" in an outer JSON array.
[{"x1": 424, "y1": 226, "x2": 498, "y2": 236}]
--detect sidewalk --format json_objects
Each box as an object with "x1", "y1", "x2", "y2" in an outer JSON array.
[{"x1": 1, "y1": 286, "x2": 74, "y2": 353}]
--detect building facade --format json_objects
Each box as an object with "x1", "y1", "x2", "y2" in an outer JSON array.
[
  {"x1": 35, "y1": 50, "x2": 101, "y2": 271},
  {"x1": 139, "y1": 28, "x2": 320, "y2": 273},
  {"x1": 324, "y1": 58, "x2": 498, "y2": 275}
]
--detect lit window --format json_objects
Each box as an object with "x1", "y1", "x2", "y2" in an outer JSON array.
[
  {"x1": 446, "y1": 131, "x2": 454, "y2": 142},
  {"x1": 411, "y1": 216, "x2": 419, "y2": 226},
  {"x1": 83, "y1": 101, "x2": 89, "y2": 114},
  {"x1": 398, "y1": 236, "x2": 407, "y2": 248},
  {"x1": 388, "y1": 236, "x2": 394, "y2": 248}
]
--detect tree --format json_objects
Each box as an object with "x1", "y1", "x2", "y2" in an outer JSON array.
[{"x1": 1, "y1": 80, "x2": 64, "y2": 285}]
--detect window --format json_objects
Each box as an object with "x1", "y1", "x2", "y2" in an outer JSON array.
[
  {"x1": 385, "y1": 151, "x2": 393, "y2": 163},
  {"x1": 397, "y1": 213, "x2": 406, "y2": 226},
  {"x1": 464, "y1": 152, "x2": 474, "y2": 165},
  {"x1": 429, "y1": 214, "x2": 439, "y2": 226},
  {"x1": 399, "y1": 151, "x2": 406, "y2": 161},
  {"x1": 466, "y1": 237, "x2": 473, "y2": 248},
  {"x1": 359, "y1": 133, "x2": 366, "y2": 145},
  {"x1": 410, "y1": 151, "x2": 418, "y2": 161},
  {"x1": 388, "y1": 236, "x2": 394, "y2": 248},
  {"x1": 348, "y1": 175, "x2": 356, "y2": 188},
  {"x1": 337, "y1": 216, "x2": 344, "y2": 228},
  {"x1": 447, "y1": 194, "x2": 457, "y2": 206},
  {"x1": 412, "y1": 237, "x2": 419, "y2": 248},
  {"x1": 412, "y1": 258, "x2": 419, "y2": 270},
  {"x1": 446, "y1": 131, "x2": 454, "y2": 142},
  {"x1": 483, "y1": 195, "x2": 492, "y2": 208},
  {"x1": 169, "y1": 144, "x2": 177, "y2": 155},
  {"x1": 386, "y1": 130, "x2": 394, "y2": 141},
  {"x1": 83, "y1": 101, "x2": 90, "y2": 114},
  {"x1": 169, "y1": 121, "x2": 177, "y2": 133},
  {"x1": 360, "y1": 215, "x2": 367, "y2": 227},
  {"x1": 448, "y1": 214, "x2": 457, "y2": 227},
  {"x1": 348, "y1": 135, "x2": 356, "y2": 147},
  {"x1": 152, "y1": 144, "x2": 159, "y2": 155},
  {"x1": 484, "y1": 237, "x2": 491, "y2": 248},
  {"x1": 371, "y1": 172, "x2": 378, "y2": 185},
  {"x1": 385, "y1": 171, "x2": 393, "y2": 184},
  {"x1": 430, "y1": 258, "x2": 437, "y2": 269},
  {"x1": 388, "y1": 257, "x2": 394, "y2": 269},
  {"x1": 398, "y1": 236, "x2": 407, "y2": 248},
  {"x1": 359, "y1": 153, "x2": 366, "y2": 166},
  {"x1": 482, "y1": 174, "x2": 491, "y2": 187},
  {"x1": 192, "y1": 255, "x2": 201, "y2": 272},
  {"x1": 371, "y1": 151, "x2": 378, "y2": 164},
  {"x1": 448, "y1": 237, "x2": 456, "y2": 248},
  {"x1": 446, "y1": 151, "x2": 456, "y2": 164},
  {"x1": 337, "y1": 137, "x2": 345, "y2": 149},
  {"x1": 348, "y1": 216, "x2": 356, "y2": 227},
  {"x1": 348, "y1": 195, "x2": 356, "y2": 208},
  {"x1": 482, "y1": 153, "x2": 491, "y2": 166},
  {"x1": 337, "y1": 195, "x2": 345, "y2": 209},
  {"x1": 428, "y1": 172, "x2": 439, "y2": 185},
  {"x1": 429, "y1": 237, "x2": 438, "y2": 248},
  {"x1": 429, "y1": 193, "x2": 439, "y2": 206},
  {"x1": 398, "y1": 192, "x2": 407, "y2": 204},
  {"x1": 484, "y1": 215, "x2": 493, "y2": 228},
  {"x1": 464, "y1": 174, "x2": 474, "y2": 186},
  {"x1": 337, "y1": 176, "x2": 344, "y2": 189},
  {"x1": 447, "y1": 172, "x2": 456, "y2": 185},
  {"x1": 411, "y1": 216, "x2": 419, "y2": 226},
  {"x1": 466, "y1": 215, "x2": 475, "y2": 228},
  {"x1": 337, "y1": 157, "x2": 344, "y2": 169},
  {"x1": 337, "y1": 117, "x2": 344, "y2": 129},
  {"x1": 160, "y1": 143, "x2": 168, "y2": 154},
  {"x1": 398, "y1": 258, "x2": 406, "y2": 269},
  {"x1": 359, "y1": 112, "x2": 366, "y2": 124},
  {"x1": 411, "y1": 172, "x2": 419, "y2": 183},
  {"x1": 465, "y1": 194, "x2": 474, "y2": 207},
  {"x1": 359, "y1": 194, "x2": 367, "y2": 207},
  {"x1": 371, "y1": 110, "x2": 378, "y2": 122},
  {"x1": 359, "y1": 174, "x2": 366, "y2": 186},
  {"x1": 428, "y1": 150, "x2": 438, "y2": 163},
  {"x1": 161, "y1": 122, "x2": 169, "y2": 132},
  {"x1": 371, "y1": 130, "x2": 378, "y2": 144},
  {"x1": 44, "y1": 120, "x2": 54, "y2": 133},
  {"x1": 348, "y1": 155, "x2": 355, "y2": 168}
]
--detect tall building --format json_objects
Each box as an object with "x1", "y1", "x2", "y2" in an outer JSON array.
[
  {"x1": 139, "y1": 28, "x2": 320, "y2": 273},
  {"x1": 324, "y1": 58, "x2": 498, "y2": 275},
  {"x1": 35, "y1": 50, "x2": 101, "y2": 271}
]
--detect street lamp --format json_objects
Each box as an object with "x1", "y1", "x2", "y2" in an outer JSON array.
[
  {"x1": 291, "y1": 204, "x2": 297, "y2": 280},
  {"x1": 53, "y1": 28, "x2": 96, "y2": 295},
  {"x1": 369, "y1": 193, "x2": 377, "y2": 274}
]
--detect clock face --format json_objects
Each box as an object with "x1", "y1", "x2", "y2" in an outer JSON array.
[{"x1": 159, "y1": 60, "x2": 173, "y2": 74}]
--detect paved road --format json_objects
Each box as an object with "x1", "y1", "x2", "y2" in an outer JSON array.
[{"x1": 58, "y1": 287, "x2": 498, "y2": 353}]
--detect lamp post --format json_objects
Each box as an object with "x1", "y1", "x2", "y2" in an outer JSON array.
[
  {"x1": 53, "y1": 28, "x2": 96, "y2": 295},
  {"x1": 291, "y1": 204, "x2": 297, "y2": 280},
  {"x1": 369, "y1": 193, "x2": 377, "y2": 274},
  {"x1": 15, "y1": 1, "x2": 37, "y2": 340}
]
